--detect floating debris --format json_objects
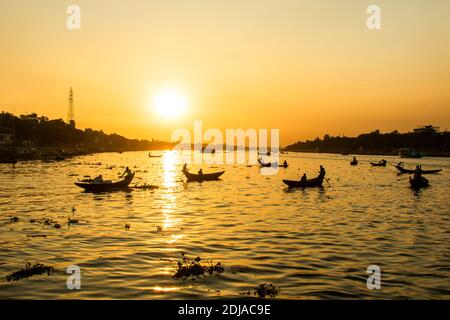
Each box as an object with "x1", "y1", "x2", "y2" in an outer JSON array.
[
  {"x1": 71, "y1": 207, "x2": 76, "y2": 214},
  {"x1": 156, "y1": 226, "x2": 163, "y2": 233},
  {"x1": 67, "y1": 218, "x2": 79, "y2": 225},
  {"x1": 6, "y1": 262, "x2": 55, "y2": 282},
  {"x1": 173, "y1": 253, "x2": 224, "y2": 279},
  {"x1": 132, "y1": 184, "x2": 159, "y2": 190},
  {"x1": 27, "y1": 234, "x2": 48, "y2": 238},
  {"x1": 44, "y1": 218, "x2": 55, "y2": 226},
  {"x1": 10, "y1": 217, "x2": 19, "y2": 222},
  {"x1": 54, "y1": 223, "x2": 62, "y2": 229},
  {"x1": 125, "y1": 224, "x2": 131, "y2": 230},
  {"x1": 242, "y1": 283, "x2": 279, "y2": 298}
]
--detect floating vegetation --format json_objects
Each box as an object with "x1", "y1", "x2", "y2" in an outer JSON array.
[
  {"x1": 242, "y1": 283, "x2": 279, "y2": 298},
  {"x1": 67, "y1": 218, "x2": 79, "y2": 225},
  {"x1": 10, "y1": 217, "x2": 20, "y2": 222},
  {"x1": 6, "y1": 262, "x2": 55, "y2": 282},
  {"x1": 173, "y1": 253, "x2": 224, "y2": 279},
  {"x1": 44, "y1": 218, "x2": 55, "y2": 225},
  {"x1": 132, "y1": 183, "x2": 159, "y2": 190}
]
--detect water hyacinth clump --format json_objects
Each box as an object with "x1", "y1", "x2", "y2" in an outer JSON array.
[
  {"x1": 173, "y1": 253, "x2": 224, "y2": 279},
  {"x1": 6, "y1": 262, "x2": 55, "y2": 282},
  {"x1": 241, "y1": 283, "x2": 280, "y2": 298},
  {"x1": 254, "y1": 283, "x2": 279, "y2": 298}
]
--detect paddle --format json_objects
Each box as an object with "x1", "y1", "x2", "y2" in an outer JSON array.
[{"x1": 325, "y1": 178, "x2": 331, "y2": 187}]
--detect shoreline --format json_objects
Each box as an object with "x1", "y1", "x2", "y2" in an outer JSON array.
[{"x1": 282, "y1": 149, "x2": 450, "y2": 158}]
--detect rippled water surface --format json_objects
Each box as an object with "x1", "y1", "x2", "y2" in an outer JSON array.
[{"x1": 0, "y1": 151, "x2": 449, "y2": 299}]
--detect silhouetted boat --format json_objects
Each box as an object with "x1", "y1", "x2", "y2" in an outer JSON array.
[
  {"x1": 74, "y1": 173, "x2": 135, "y2": 192},
  {"x1": 148, "y1": 152, "x2": 163, "y2": 158},
  {"x1": 350, "y1": 160, "x2": 358, "y2": 165},
  {"x1": 370, "y1": 160, "x2": 387, "y2": 167},
  {"x1": 258, "y1": 158, "x2": 275, "y2": 167},
  {"x1": 282, "y1": 171, "x2": 326, "y2": 188},
  {"x1": 409, "y1": 176, "x2": 429, "y2": 189},
  {"x1": 395, "y1": 164, "x2": 442, "y2": 174},
  {"x1": 279, "y1": 163, "x2": 289, "y2": 168},
  {"x1": 182, "y1": 170, "x2": 224, "y2": 182}
]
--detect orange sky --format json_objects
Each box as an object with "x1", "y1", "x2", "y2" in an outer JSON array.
[{"x1": 0, "y1": 0, "x2": 449, "y2": 146}]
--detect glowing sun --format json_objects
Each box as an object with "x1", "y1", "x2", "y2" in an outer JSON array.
[{"x1": 153, "y1": 88, "x2": 187, "y2": 118}]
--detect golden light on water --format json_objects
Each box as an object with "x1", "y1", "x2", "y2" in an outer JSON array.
[{"x1": 162, "y1": 151, "x2": 178, "y2": 188}]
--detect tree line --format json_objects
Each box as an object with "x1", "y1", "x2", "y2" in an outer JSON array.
[
  {"x1": 0, "y1": 112, "x2": 175, "y2": 152},
  {"x1": 284, "y1": 127, "x2": 450, "y2": 156}
]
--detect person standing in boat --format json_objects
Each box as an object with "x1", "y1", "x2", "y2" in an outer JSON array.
[
  {"x1": 120, "y1": 167, "x2": 133, "y2": 179},
  {"x1": 283, "y1": 160, "x2": 288, "y2": 167},
  {"x1": 319, "y1": 165, "x2": 326, "y2": 175},
  {"x1": 182, "y1": 163, "x2": 188, "y2": 173}
]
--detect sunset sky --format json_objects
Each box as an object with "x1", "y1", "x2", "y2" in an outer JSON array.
[{"x1": 0, "y1": 0, "x2": 449, "y2": 145}]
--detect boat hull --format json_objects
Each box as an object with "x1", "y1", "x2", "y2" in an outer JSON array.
[
  {"x1": 283, "y1": 173, "x2": 325, "y2": 188},
  {"x1": 183, "y1": 170, "x2": 225, "y2": 182},
  {"x1": 75, "y1": 173, "x2": 135, "y2": 192},
  {"x1": 370, "y1": 162, "x2": 387, "y2": 167},
  {"x1": 395, "y1": 165, "x2": 442, "y2": 175},
  {"x1": 409, "y1": 176, "x2": 429, "y2": 189}
]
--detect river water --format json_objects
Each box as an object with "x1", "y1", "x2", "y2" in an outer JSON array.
[{"x1": 0, "y1": 151, "x2": 449, "y2": 299}]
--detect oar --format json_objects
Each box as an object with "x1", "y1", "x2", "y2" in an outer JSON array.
[{"x1": 325, "y1": 178, "x2": 331, "y2": 187}]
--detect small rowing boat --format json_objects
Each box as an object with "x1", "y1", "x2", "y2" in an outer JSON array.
[
  {"x1": 409, "y1": 176, "x2": 429, "y2": 189},
  {"x1": 148, "y1": 152, "x2": 163, "y2": 158},
  {"x1": 370, "y1": 160, "x2": 387, "y2": 167},
  {"x1": 258, "y1": 158, "x2": 276, "y2": 167},
  {"x1": 283, "y1": 168, "x2": 326, "y2": 188},
  {"x1": 75, "y1": 173, "x2": 135, "y2": 192},
  {"x1": 182, "y1": 170, "x2": 224, "y2": 182},
  {"x1": 395, "y1": 164, "x2": 442, "y2": 174}
]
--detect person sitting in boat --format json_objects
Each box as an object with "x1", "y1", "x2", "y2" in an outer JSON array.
[
  {"x1": 120, "y1": 167, "x2": 133, "y2": 178},
  {"x1": 414, "y1": 165, "x2": 422, "y2": 179},
  {"x1": 283, "y1": 160, "x2": 288, "y2": 167},
  {"x1": 398, "y1": 161, "x2": 404, "y2": 168},
  {"x1": 353, "y1": 157, "x2": 357, "y2": 162},
  {"x1": 182, "y1": 163, "x2": 188, "y2": 173},
  {"x1": 93, "y1": 175, "x2": 104, "y2": 184},
  {"x1": 198, "y1": 168, "x2": 204, "y2": 176},
  {"x1": 300, "y1": 173, "x2": 307, "y2": 183}
]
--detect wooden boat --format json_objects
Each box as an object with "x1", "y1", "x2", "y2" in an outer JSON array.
[
  {"x1": 182, "y1": 170, "x2": 224, "y2": 182},
  {"x1": 258, "y1": 158, "x2": 275, "y2": 167},
  {"x1": 283, "y1": 170, "x2": 326, "y2": 188},
  {"x1": 148, "y1": 152, "x2": 163, "y2": 158},
  {"x1": 409, "y1": 176, "x2": 429, "y2": 189},
  {"x1": 370, "y1": 160, "x2": 387, "y2": 167},
  {"x1": 279, "y1": 163, "x2": 289, "y2": 168},
  {"x1": 395, "y1": 164, "x2": 442, "y2": 174},
  {"x1": 350, "y1": 160, "x2": 358, "y2": 166},
  {"x1": 75, "y1": 173, "x2": 135, "y2": 192}
]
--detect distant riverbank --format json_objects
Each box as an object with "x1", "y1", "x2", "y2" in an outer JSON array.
[{"x1": 282, "y1": 148, "x2": 450, "y2": 158}]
